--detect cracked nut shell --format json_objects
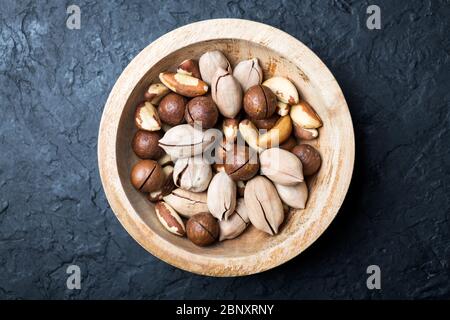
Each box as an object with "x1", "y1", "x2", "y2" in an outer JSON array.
[
  {"x1": 219, "y1": 198, "x2": 250, "y2": 241},
  {"x1": 224, "y1": 145, "x2": 259, "y2": 181},
  {"x1": 132, "y1": 130, "x2": 164, "y2": 159},
  {"x1": 199, "y1": 50, "x2": 231, "y2": 85},
  {"x1": 130, "y1": 160, "x2": 163, "y2": 193},
  {"x1": 163, "y1": 188, "x2": 208, "y2": 218},
  {"x1": 292, "y1": 144, "x2": 322, "y2": 176},
  {"x1": 243, "y1": 85, "x2": 277, "y2": 120},
  {"x1": 158, "y1": 124, "x2": 217, "y2": 159},
  {"x1": 173, "y1": 157, "x2": 212, "y2": 192},
  {"x1": 207, "y1": 171, "x2": 237, "y2": 221},
  {"x1": 233, "y1": 58, "x2": 263, "y2": 92},
  {"x1": 185, "y1": 96, "x2": 219, "y2": 129},
  {"x1": 148, "y1": 165, "x2": 175, "y2": 202},
  {"x1": 244, "y1": 176, "x2": 284, "y2": 235},
  {"x1": 211, "y1": 68, "x2": 242, "y2": 118},
  {"x1": 186, "y1": 213, "x2": 220, "y2": 246}
]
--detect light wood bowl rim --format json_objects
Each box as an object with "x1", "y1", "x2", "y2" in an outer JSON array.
[{"x1": 98, "y1": 19, "x2": 355, "y2": 277}]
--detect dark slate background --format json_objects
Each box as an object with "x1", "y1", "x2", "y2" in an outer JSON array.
[{"x1": 0, "y1": 0, "x2": 449, "y2": 299}]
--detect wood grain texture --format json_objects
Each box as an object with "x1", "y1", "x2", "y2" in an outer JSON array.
[{"x1": 98, "y1": 19, "x2": 355, "y2": 276}]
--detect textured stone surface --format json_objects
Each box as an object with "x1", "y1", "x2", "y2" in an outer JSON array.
[{"x1": 0, "y1": 0, "x2": 449, "y2": 299}]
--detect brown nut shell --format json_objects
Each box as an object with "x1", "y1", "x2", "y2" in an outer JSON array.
[
  {"x1": 158, "y1": 93, "x2": 187, "y2": 126},
  {"x1": 224, "y1": 145, "x2": 259, "y2": 181},
  {"x1": 148, "y1": 165, "x2": 175, "y2": 202},
  {"x1": 279, "y1": 136, "x2": 297, "y2": 151},
  {"x1": 251, "y1": 114, "x2": 279, "y2": 130},
  {"x1": 132, "y1": 130, "x2": 164, "y2": 159},
  {"x1": 186, "y1": 213, "x2": 219, "y2": 246},
  {"x1": 185, "y1": 96, "x2": 219, "y2": 129},
  {"x1": 292, "y1": 144, "x2": 322, "y2": 176},
  {"x1": 244, "y1": 176, "x2": 284, "y2": 235},
  {"x1": 243, "y1": 85, "x2": 277, "y2": 120},
  {"x1": 130, "y1": 160, "x2": 163, "y2": 192}
]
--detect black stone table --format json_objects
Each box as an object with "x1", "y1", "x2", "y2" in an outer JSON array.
[{"x1": 0, "y1": 0, "x2": 448, "y2": 299}]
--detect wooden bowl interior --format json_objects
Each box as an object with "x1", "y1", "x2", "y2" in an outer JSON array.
[{"x1": 116, "y1": 39, "x2": 335, "y2": 258}]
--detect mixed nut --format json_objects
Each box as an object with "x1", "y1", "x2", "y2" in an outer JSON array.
[{"x1": 129, "y1": 50, "x2": 323, "y2": 247}]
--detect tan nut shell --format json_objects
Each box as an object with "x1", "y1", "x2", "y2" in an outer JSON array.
[
  {"x1": 163, "y1": 188, "x2": 208, "y2": 218},
  {"x1": 244, "y1": 176, "x2": 284, "y2": 235},
  {"x1": 198, "y1": 50, "x2": 231, "y2": 84},
  {"x1": 155, "y1": 201, "x2": 186, "y2": 236},
  {"x1": 158, "y1": 124, "x2": 216, "y2": 159},
  {"x1": 173, "y1": 157, "x2": 212, "y2": 192},
  {"x1": 211, "y1": 68, "x2": 242, "y2": 118},
  {"x1": 219, "y1": 198, "x2": 250, "y2": 241},
  {"x1": 262, "y1": 77, "x2": 299, "y2": 105},
  {"x1": 207, "y1": 171, "x2": 237, "y2": 221},
  {"x1": 274, "y1": 182, "x2": 308, "y2": 209},
  {"x1": 259, "y1": 148, "x2": 304, "y2": 185},
  {"x1": 233, "y1": 58, "x2": 263, "y2": 92}
]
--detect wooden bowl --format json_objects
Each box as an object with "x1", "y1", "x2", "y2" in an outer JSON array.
[{"x1": 98, "y1": 19, "x2": 354, "y2": 276}]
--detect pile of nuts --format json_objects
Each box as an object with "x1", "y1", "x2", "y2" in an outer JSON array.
[{"x1": 130, "y1": 50, "x2": 323, "y2": 247}]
